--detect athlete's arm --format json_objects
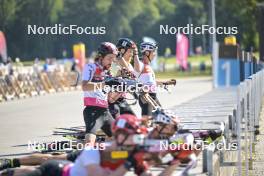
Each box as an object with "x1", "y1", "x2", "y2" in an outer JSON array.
[
  {"x1": 132, "y1": 44, "x2": 143, "y2": 73},
  {"x1": 82, "y1": 81, "x2": 104, "y2": 91},
  {"x1": 82, "y1": 63, "x2": 105, "y2": 91},
  {"x1": 116, "y1": 56, "x2": 129, "y2": 69},
  {"x1": 156, "y1": 79, "x2": 176, "y2": 86},
  {"x1": 156, "y1": 80, "x2": 165, "y2": 86},
  {"x1": 108, "y1": 92, "x2": 122, "y2": 103}
]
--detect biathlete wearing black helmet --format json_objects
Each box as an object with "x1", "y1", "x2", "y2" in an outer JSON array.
[{"x1": 108, "y1": 38, "x2": 137, "y2": 118}]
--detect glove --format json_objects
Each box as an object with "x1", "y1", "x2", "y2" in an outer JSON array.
[
  {"x1": 104, "y1": 77, "x2": 126, "y2": 93},
  {"x1": 124, "y1": 147, "x2": 138, "y2": 170},
  {"x1": 120, "y1": 68, "x2": 134, "y2": 79},
  {"x1": 134, "y1": 152, "x2": 150, "y2": 175},
  {"x1": 124, "y1": 147, "x2": 149, "y2": 175},
  {"x1": 104, "y1": 77, "x2": 122, "y2": 87},
  {"x1": 170, "y1": 79, "x2": 177, "y2": 85},
  {"x1": 163, "y1": 79, "x2": 176, "y2": 86},
  {"x1": 208, "y1": 129, "x2": 223, "y2": 141}
]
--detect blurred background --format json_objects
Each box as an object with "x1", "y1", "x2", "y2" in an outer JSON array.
[{"x1": 0, "y1": 0, "x2": 264, "y2": 78}]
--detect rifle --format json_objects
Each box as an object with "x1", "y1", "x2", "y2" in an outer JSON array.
[{"x1": 111, "y1": 128, "x2": 223, "y2": 175}]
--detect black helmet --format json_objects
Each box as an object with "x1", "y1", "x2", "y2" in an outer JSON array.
[
  {"x1": 116, "y1": 38, "x2": 134, "y2": 50},
  {"x1": 98, "y1": 42, "x2": 118, "y2": 56}
]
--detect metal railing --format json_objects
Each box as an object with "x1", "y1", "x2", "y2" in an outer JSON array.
[{"x1": 236, "y1": 69, "x2": 264, "y2": 175}]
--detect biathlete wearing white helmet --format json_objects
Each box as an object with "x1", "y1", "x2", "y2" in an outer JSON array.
[{"x1": 135, "y1": 42, "x2": 161, "y2": 117}]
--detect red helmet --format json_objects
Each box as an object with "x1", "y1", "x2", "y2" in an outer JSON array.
[
  {"x1": 112, "y1": 114, "x2": 145, "y2": 134},
  {"x1": 98, "y1": 42, "x2": 118, "y2": 56}
]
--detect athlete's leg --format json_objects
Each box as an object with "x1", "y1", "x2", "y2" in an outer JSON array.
[
  {"x1": 101, "y1": 110, "x2": 114, "y2": 138},
  {"x1": 26, "y1": 160, "x2": 71, "y2": 176},
  {"x1": 83, "y1": 106, "x2": 98, "y2": 145},
  {"x1": 0, "y1": 166, "x2": 37, "y2": 176},
  {"x1": 20, "y1": 153, "x2": 67, "y2": 166},
  {"x1": 108, "y1": 102, "x2": 120, "y2": 119},
  {"x1": 0, "y1": 151, "x2": 77, "y2": 171},
  {"x1": 138, "y1": 95, "x2": 153, "y2": 126}
]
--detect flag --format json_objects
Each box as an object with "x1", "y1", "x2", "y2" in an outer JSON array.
[
  {"x1": 0, "y1": 31, "x2": 7, "y2": 63},
  {"x1": 176, "y1": 34, "x2": 189, "y2": 70}
]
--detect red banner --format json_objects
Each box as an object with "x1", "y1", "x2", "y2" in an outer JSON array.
[
  {"x1": 176, "y1": 34, "x2": 189, "y2": 70},
  {"x1": 0, "y1": 31, "x2": 7, "y2": 62}
]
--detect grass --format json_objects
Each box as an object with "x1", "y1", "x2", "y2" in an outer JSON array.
[
  {"x1": 20, "y1": 52, "x2": 261, "y2": 66},
  {"x1": 22, "y1": 60, "x2": 45, "y2": 66},
  {"x1": 159, "y1": 54, "x2": 212, "y2": 66},
  {"x1": 20, "y1": 54, "x2": 213, "y2": 79},
  {"x1": 156, "y1": 54, "x2": 212, "y2": 79},
  {"x1": 155, "y1": 66, "x2": 212, "y2": 79}
]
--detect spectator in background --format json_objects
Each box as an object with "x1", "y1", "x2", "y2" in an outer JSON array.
[
  {"x1": 14, "y1": 58, "x2": 23, "y2": 67},
  {"x1": 14, "y1": 58, "x2": 23, "y2": 73},
  {"x1": 71, "y1": 59, "x2": 81, "y2": 78},
  {"x1": 187, "y1": 62, "x2": 192, "y2": 72},
  {"x1": 160, "y1": 47, "x2": 172, "y2": 72},
  {"x1": 43, "y1": 58, "x2": 50, "y2": 72},
  {"x1": 33, "y1": 58, "x2": 40, "y2": 73},
  {"x1": 199, "y1": 61, "x2": 206, "y2": 72},
  {"x1": 195, "y1": 46, "x2": 203, "y2": 55},
  {"x1": 71, "y1": 59, "x2": 79, "y2": 72},
  {"x1": 6, "y1": 57, "x2": 14, "y2": 75},
  {"x1": 43, "y1": 58, "x2": 56, "y2": 72},
  {"x1": 51, "y1": 58, "x2": 58, "y2": 71},
  {"x1": 164, "y1": 47, "x2": 171, "y2": 58}
]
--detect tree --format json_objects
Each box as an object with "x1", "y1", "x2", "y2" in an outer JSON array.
[{"x1": 215, "y1": 0, "x2": 263, "y2": 51}]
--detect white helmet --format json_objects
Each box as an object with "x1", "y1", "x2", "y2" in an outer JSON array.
[{"x1": 140, "y1": 42, "x2": 158, "y2": 53}]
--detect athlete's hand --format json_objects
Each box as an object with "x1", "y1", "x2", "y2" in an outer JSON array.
[
  {"x1": 132, "y1": 43, "x2": 138, "y2": 56},
  {"x1": 120, "y1": 68, "x2": 135, "y2": 79},
  {"x1": 104, "y1": 77, "x2": 128, "y2": 92},
  {"x1": 126, "y1": 147, "x2": 150, "y2": 175},
  {"x1": 163, "y1": 79, "x2": 176, "y2": 86},
  {"x1": 104, "y1": 77, "x2": 121, "y2": 87},
  {"x1": 116, "y1": 51, "x2": 124, "y2": 61}
]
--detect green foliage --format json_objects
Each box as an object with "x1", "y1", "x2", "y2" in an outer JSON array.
[
  {"x1": 0, "y1": 0, "x2": 261, "y2": 60},
  {"x1": 155, "y1": 67, "x2": 212, "y2": 79},
  {"x1": 215, "y1": 0, "x2": 263, "y2": 51},
  {"x1": 0, "y1": 0, "x2": 17, "y2": 31}
]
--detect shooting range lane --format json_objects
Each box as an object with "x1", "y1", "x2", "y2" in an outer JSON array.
[
  {"x1": 169, "y1": 87, "x2": 237, "y2": 175},
  {"x1": 168, "y1": 69, "x2": 264, "y2": 176},
  {"x1": 0, "y1": 77, "x2": 212, "y2": 157}
]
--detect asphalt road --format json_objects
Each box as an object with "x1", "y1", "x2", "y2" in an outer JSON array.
[{"x1": 0, "y1": 77, "x2": 212, "y2": 158}]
